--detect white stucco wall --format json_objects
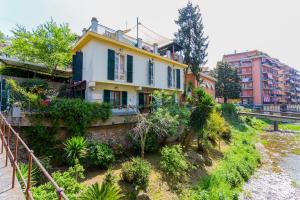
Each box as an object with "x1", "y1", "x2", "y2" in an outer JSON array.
[{"x1": 81, "y1": 40, "x2": 184, "y2": 90}]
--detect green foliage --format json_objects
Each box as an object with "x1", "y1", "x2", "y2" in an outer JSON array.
[
  {"x1": 23, "y1": 121, "x2": 58, "y2": 157},
  {"x1": 121, "y1": 157, "x2": 151, "y2": 190},
  {"x1": 214, "y1": 61, "x2": 241, "y2": 102},
  {"x1": 160, "y1": 145, "x2": 190, "y2": 182},
  {"x1": 279, "y1": 123, "x2": 300, "y2": 132},
  {"x1": 6, "y1": 78, "x2": 40, "y2": 109},
  {"x1": 221, "y1": 103, "x2": 238, "y2": 121},
  {"x1": 80, "y1": 182, "x2": 123, "y2": 200},
  {"x1": 17, "y1": 162, "x2": 38, "y2": 190},
  {"x1": 242, "y1": 116, "x2": 269, "y2": 130},
  {"x1": 48, "y1": 98, "x2": 111, "y2": 135},
  {"x1": 175, "y1": 1, "x2": 208, "y2": 83},
  {"x1": 64, "y1": 136, "x2": 87, "y2": 164},
  {"x1": 189, "y1": 87, "x2": 215, "y2": 131},
  {"x1": 87, "y1": 142, "x2": 115, "y2": 168},
  {"x1": 68, "y1": 159, "x2": 85, "y2": 181},
  {"x1": 20, "y1": 79, "x2": 49, "y2": 98},
  {"x1": 104, "y1": 168, "x2": 117, "y2": 185},
  {"x1": 189, "y1": 125, "x2": 261, "y2": 200},
  {"x1": 4, "y1": 19, "x2": 76, "y2": 73},
  {"x1": 31, "y1": 166, "x2": 84, "y2": 200}
]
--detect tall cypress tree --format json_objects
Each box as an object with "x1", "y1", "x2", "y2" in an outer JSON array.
[
  {"x1": 175, "y1": 1, "x2": 209, "y2": 84},
  {"x1": 214, "y1": 61, "x2": 241, "y2": 103}
]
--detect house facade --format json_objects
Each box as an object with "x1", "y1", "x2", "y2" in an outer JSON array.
[
  {"x1": 185, "y1": 71, "x2": 216, "y2": 98},
  {"x1": 72, "y1": 18, "x2": 187, "y2": 112}
]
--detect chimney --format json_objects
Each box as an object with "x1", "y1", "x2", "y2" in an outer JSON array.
[
  {"x1": 137, "y1": 38, "x2": 143, "y2": 48},
  {"x1": 116, "y1": 30, "x2": 123, "y2": 41},
  {"x1": 82, "y1": 28, "x2": 87, "y2": 35},
  {"x1": 91, "y1": 17, "x2": 98, "y2": 32},
  {"x1": 153, "y1": 43, "x2": 158, "y2": 54}
]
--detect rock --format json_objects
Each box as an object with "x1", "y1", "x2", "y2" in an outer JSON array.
[{"x1": 136, "y1": 191, "x2": 151, "y2": 200}]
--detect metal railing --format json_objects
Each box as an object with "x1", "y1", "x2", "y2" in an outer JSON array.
[{"x1": 0, "y1": 112, "x2": 68, "y2": 200}]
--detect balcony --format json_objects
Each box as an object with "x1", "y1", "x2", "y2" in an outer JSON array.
[{"x1": 241, "y1": 78, "x2": 252, "y2": 82}]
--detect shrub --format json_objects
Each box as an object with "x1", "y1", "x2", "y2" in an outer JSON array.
[
  {"x1": 104, "y1": 168, "x2": 117, "y2": 185},
  {"x1": 17, "y1": 162, "x2": 37, "y2": 190},
  {"x1": 64, "y1": 136, "x2": 87, "y2": 164},
  {"x1": 80, "y1": 182, "x2": 123, "y2": 200},
  {"x1": 221, "y1": 103, "x2": 238, "y2": 121},
  {"x1": 121, "y1": 157, "x2": 151, "y2": 190},
  {"x1": 160, "y1": 145, "x2": 189, "y2": 182},
  {"x1": 48, "y1": 98, "x2": 111, "y2": 135},
  {"x1": 20, "y1": 78, "x2": 49, "y2": 98},
  {"x1": 87, "y1": 142, "x2": 115, "y2": 168},
  {"x1": 31, "y1": 166, "x2": 84, "y2": 200}
]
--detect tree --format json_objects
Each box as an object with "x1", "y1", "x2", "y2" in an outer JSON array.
[
  {"x1": 3, "y1": 19, "x2": 76, "y2": 77},
  {"x1": 175, "y1": 1, "x2": 209, "y2": 84},
  {"x1": 214, "y1": 61, "x2": 241, "y2": 103},
  {"x1": 182, "y1": 87, "x2": 215, "y2": 151},
  {"x1": 0, "y1": 31, "x2": 5, "y2": 45},
  {"x1": 64, "y1": 136, "x2": 87, "y2": 165}
]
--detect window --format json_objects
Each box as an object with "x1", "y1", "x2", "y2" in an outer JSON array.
[
  {"x1": 148, "y1": 60, "x2": 154, "y2": 85},
  {"x1": 104, "y1": 90, "x2": 127, "y2": 108},
  {"x1": 114, "y1": 54, "x2": 126, "y2": 81},
  {"x1": 167, "y1": 66, "x2": 177, "y2": 88}
]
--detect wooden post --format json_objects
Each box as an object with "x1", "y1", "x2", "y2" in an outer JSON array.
[
  {"x1": 5, "y1": 125, "x2": 8, "y2": 167},
  {"x1": 274, "y1": 121, "x2": 279, "y2": 131},
  {"x1": 26, "y1": 151, "x2": 33, "y2": 200},
  {"x1": 12, "y1": 135, "x2": 19, "y2": 188},
  {"x1": 1, "y1": 120, "x2": 3, "y2": 154}
]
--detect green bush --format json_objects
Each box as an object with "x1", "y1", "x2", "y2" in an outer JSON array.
[
  {"x1": 221, "y1": 103, "x2": 238, "y2": 121},
  {"x1": 87, "y1": 142, "x2": 115, "y2": 168},
  {"x1": 121, "y1": 157, "x2": 151, "y2": 190},
  {"x1": 31, "y1": 166, "x2": 84, "y2": 200},
  {"x1": 48, "y1": 98, "x2": 111, "y2": 135},
  {"x1": 64, "y1": 136, "x2": 87, "y2": 164},
  {"x1": 160, "y1": 145, "x2": 189, "y2": 182}
]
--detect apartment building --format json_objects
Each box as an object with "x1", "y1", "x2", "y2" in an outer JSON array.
[
  {"x1": 72, "y1": 18, "x2": 187, "y2": 113},
  {"x1": 223, "y1": 50, "x2": 300, "y2": 107}
]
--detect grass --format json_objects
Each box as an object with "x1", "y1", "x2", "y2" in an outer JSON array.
[
  {"x1": 183, "y1": 122, "x2": 262, "y2": 200},
  {"x1": 279, "y1": 123, "x2": 300, "y2": 132}
]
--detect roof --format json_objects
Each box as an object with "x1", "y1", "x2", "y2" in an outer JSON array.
[
  {"x1": 0, "y1": 56, "x2": 72, "y2": 78},
  {"x1": 158, "y1": 41, "x2": 183, "y2": 55},
  {"x1": 72, "y1": 32, "x2": 188, "y2": 68}
]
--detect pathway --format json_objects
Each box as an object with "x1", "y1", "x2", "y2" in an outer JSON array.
[{"x1": 0, "y1": 150, "x2": 24, "y2": 200}]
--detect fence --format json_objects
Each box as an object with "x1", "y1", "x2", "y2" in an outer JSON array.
[{"x1": 0, "y1": 112, "x2": 68, "y2": 200}]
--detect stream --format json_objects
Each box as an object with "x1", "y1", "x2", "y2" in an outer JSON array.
[{"x1": 241, "y1": 130, "x2": 300, "y2": 200}]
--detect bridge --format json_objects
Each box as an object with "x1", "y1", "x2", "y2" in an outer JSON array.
[{"x1": 238, "y1": 111, "x2": 300, "y2": 131}]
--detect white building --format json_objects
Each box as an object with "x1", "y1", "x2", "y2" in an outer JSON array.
[{"x1": 72, "y1": 18, "x2": 187, "y2": 113}]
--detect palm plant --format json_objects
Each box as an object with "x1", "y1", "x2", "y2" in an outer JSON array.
[
  {"x1": 80, "y1": 182, "x2": 123, "y2": 200},
  {"x1": 64, "y1": 136, "x2": 87, "y2": 164}
]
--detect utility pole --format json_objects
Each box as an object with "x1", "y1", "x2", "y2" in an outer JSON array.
[{"x1": 136, "y1": 17, "x2": 139, "y2": 43}]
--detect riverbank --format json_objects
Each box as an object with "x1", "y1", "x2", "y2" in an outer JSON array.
[{"x1": 241, "y1": 130, "x2": 300, "y2": 200}]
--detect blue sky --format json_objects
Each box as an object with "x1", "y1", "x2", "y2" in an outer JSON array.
[{"x1": 1, "y1": 0, "x2": 300, "y2": 70}]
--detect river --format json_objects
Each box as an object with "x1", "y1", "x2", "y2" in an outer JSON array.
[{"x1": 241, "y1": 130, "x2": 300, "y2": 200}]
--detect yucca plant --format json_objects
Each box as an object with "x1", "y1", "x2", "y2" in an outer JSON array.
[
  {"x1": 17, "y1": 162, "x2": 37, "y2": 191},
  {"x1": 64, "y1": 136, "x2": 87, "y2": 164},
  {"x1": 80, "y1": 182, "x2": 123, "y2": 200}
]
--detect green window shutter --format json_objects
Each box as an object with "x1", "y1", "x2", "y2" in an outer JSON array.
[
  {"x1": 176, "y1": 69, "x2": 180, "y2": 89},
  {"x1": 122, "y1": 91, "x2": 127, "y2": 106},
  {"x1": 127, "y1": 55, "x2": 133, "y2": 83},
  {"x1": 138, "y1": 93, "x2": 144, "y2": 108},
  {"x1": 107, "y1": 49, "x2": 115, "y2": 80},
  {"x1": 167, "y1": 66, "x2": 172, "y2": 88},
  {"x1": 103, "y1": 90, "x2": 111, "y2": 103}
]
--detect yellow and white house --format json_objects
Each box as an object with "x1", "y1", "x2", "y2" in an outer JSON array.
[{"x1": 72, "y1": 18, "x2": 188, "y2": 113}]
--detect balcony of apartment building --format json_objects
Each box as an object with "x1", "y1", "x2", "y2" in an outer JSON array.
[
  {"x1": 240, "y1": 77, "x2": 253, "y2": 83},
  {"x1": 241, "y1": 83, "x2": 253, "y2": 90},
  {"x1": 238, "y1": 67, "x2": 252, "y2": 75},
  {"x1": 240, "y1": 91, "x2": 253, "y2": 98},
  {"x1": 239, "y1": 60, "x2": 252, "y2": 68}
]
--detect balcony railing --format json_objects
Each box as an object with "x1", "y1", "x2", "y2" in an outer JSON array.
[{"x1": 0, "y1": 112, "x2": 68, "y2": 200}]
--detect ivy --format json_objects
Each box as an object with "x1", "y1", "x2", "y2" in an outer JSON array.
[{"x1": 47, "y1": 98, "x2": 112, "y2": 136}]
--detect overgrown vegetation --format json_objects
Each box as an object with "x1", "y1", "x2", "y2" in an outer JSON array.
[
  {"x1": 121, "y1": 157, "x2": 152, "y2": 191},
  {"x1": 185, "y1": 120, "x2": 262, "y2": 200},
  {"x1": 87, "y1": 142, "x2": 115, "y2": 168}
]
